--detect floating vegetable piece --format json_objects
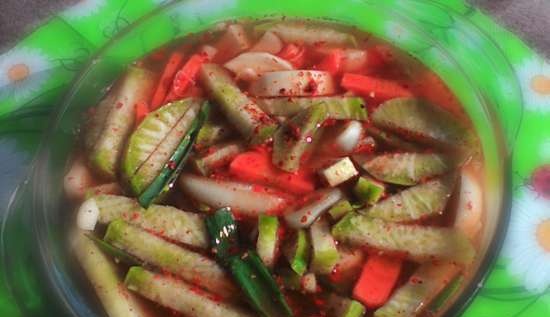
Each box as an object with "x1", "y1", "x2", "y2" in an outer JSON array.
[
  {"x1": 262, "y1": 21, "x2": 357, "y2": 47},
  {"x1": 374, "y1": 262, "x2": 460, "y2": 317},
  {"x1": 195, "y1": 118, "x2": 233, "y2": 148},
  {"x1": 327, "y1": 293, "x2": 366, "y2": 317},
  {"x1": 230, "y1": 148, "x2": 315, "y2": 194},
  {"x1": 285, "y1": 188, "x2": 343, "y2": 229},
  {"x1": 137, "y1": 101, "x2": 209, "y2": 207},
  {"x1": 328, "y1": 248, "x2": 366, "y2": 293},
  {"x1": 250, "y1": 70, "x2": 336, "y2": 97},
  {"x1": 354, "y1": 152, "x2": 450, "y2": 186},
  {"x1": 273, "y1": 104, "x2": 327, "y2": 172},
  {"x1": 328, "y1": 200, "x2": 355, "y2": 221},
  {"x1": 125, "y1": 267, "x2": 254, "y2": 317},
  {"x1": 332, "y1": 121, "x2": 366, "y2": 155},
  {"x1": 165, "y1": 53, "x2": 209, "y2": 102},
  {"x1": 257, "y1": 96, "x2": 367, "y2": 119},
  {"x1": 179, "y1": 174, "x2": 288, "y2": 216},
  {"x1": 353, "y1": 177, "x2": 385, "y2": 206},
  {"x1": 364, "y1": 176, "x2": 457, "y2": 222},
  {"x1": 224, "y1": 52, "x2": 293, "y2": 81},
  {"x1": 364, "y1": 125, "x2": 419, "y2": 152},
  {"x1": 84, "y1": 233, "x2": 142, "y2": 266},
  {"x1": 206, "y1": 209, "x2": 293, "y2": 317},
  {"x1": 371, "y1": 98, "x2": 473, "y2": 149},
  {"x1": 301, "y1": 273, "x2": 319, "y2": 294},
  {"x1": 151, "y1": 51, "x2": 186, "y2": 109},
  {"x1": 214, "y1": 24, "x2": 252, "y2": 62},
  {"x1": 64, "y1": 155, "x2": 96, "y2": 201},
  {"x1": 104, "y1": 219, "x2": 236, "y2": 298},
  {"x1": 71, "y1": 231, "x2": 150, "y2": 317},
  {"x1": 193, "y1": 142, "x2": 244, "y2": 176},
  {"x1": 310, "y1": 217, "x2": 340, "y2": 274},
  {"x1": 284, "y1": 229, "x2": 310, "y2": 276},
  {"x1": 122, "y1": 98, "x2": 202, "y2": 196},
  {"x1": 85, "y1": 66, "x2": 155, "y2": 180},
  {"x1": 352, "y1": 255, "x2": 403, "y2": 308},
  {"x1": 341, "y1": 74, "x2": 413, "y2": 102},
  {"x1": 199, "y1": 63, "x2": 278, "y2": 144},
  {"x1": 332, "y1": 214, "x2": 476, "y2": 265},
  {"x1": 320, "y1": 157, "x2": 359, "y2": 187},
  {"x1": 257, "y1": 215, "x2": 281, "y2": 268},
  {"x1": 454, "y1": 166, "x2": 483, "y2": 240},
  {"x1": 250, "y1": 31, "x2": 283, "y2": 54}
]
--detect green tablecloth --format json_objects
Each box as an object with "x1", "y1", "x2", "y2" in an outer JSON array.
[{"x1": 0, "y1": 0, "x2": 548, "y2": 316}]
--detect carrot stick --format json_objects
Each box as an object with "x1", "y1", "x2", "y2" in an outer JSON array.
[
  {"x1": 150, "y1": 51, "x2": 185, "y2": 110},
  {"x1": 353, "y1": 255, "x2": 403, "y2": 308}
]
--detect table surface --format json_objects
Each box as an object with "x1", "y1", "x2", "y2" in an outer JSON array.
[{"x1": 1, "y1": 0, "x2": 549, "y2": 58}]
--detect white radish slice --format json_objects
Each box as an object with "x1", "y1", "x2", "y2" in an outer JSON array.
[
  {"x1": 224, "y1": 52, "x2": 294, "y2": 81},
  {"x1": 314, "y1": 48, "x2": 367, "y2": 73},
  {"x1": 179, "y1": 174, "x2": 287, "y2": 217},
  {"x1": 64, "y1": 156, "x2": 96, "y2": 201},
  {"x1": 250, "y1": 31, "x2": 283, "y2": 54},
  {"x1": 454, "y1": 166, "x2": 483, "y2": 240},
  {"x1": 215, "y1": 24, "x2": 251, "y2": 60},
  {"x1": 334, "y1": 121, "x2": 364, "y2": 154},
  {"x1": 77, "y1": 198, "x2": 100, "y2": 231},
  {"x1": 342, "y1": 49, "x2": 368, "y2": 73},
  {"x1": 284, "y1": 188, "x2": 343, "y2": 228},
  {"x1": 249, "y1": 70, "x2": 336, "y2": 97},
  {"x1": 198, "y1": 45, "x2": 218, "y2": 60}
]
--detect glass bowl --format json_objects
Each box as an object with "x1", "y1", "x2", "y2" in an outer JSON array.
[{"x1": 2, "y1": 0, "x2": 521, "y2": 316}]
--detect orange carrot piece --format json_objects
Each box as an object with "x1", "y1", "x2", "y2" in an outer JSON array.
[
  {"x1": 341, "y1": 73, "x2": 413, "y2": 102},
  {"x1": 353, "y1": 255, "x2": 403, "y2": 308},
  {"x1": 150, "y1": 51, "x2": 185, "y2": 110}
]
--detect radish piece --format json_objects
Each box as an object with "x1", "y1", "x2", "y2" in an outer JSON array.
[
  {"x1": 454, "y1": 166, "x2": 483, "y2": 240},
  {"x1": 334, "y1": 121, "x2": 364, "y2": 154},
  {"x1": 64, "y1": 156, "x2": 96, "y2": 201},
  {"x1": 342, "y1": 49, "x2": 368, "y2": 73},
  {"x1": 278, "y1": 43, "x2": 307, "y2": 69},
  {"x1": 76, "y1": 198, "x2": 100, "y2": 231},
  {"x1": 224, "y1": 52, "x2": 294, "y2": 81},
  {"x1": 179, "y1": 174, "x2": 288, "y2": 217},
  {"x1": 250, "y1": 70, "x2": 336, "y2": 97},
  {"x1": 214, "y1": 24, "x2": 251, "y2": 62},
  {"x1": 250, "y1": 31, "x2": 283, "y2": 54},
  {"x1": 284, "y1": 188, "x2": 343, "y2": 228},
  {"x1": 197, "y1": 45, "x2": 218, "y2": 61}
]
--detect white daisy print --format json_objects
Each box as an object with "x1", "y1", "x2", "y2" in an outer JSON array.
[
  {"x1": 61, "y1": 0, "x2": 107, "y2": 20},
  {"x1": 514, "y1": 56, "x2": 550, "y2": 113},
  {"x1": 504, "y1": 177, "x2": 550, "y2": 293},
  {"x1": 0, "y1": 48, "x2": 51, "y2": 102}
]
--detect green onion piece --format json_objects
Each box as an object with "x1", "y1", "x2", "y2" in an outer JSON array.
[
  {"x1": 138, "y1": 102, "x2": 210, "y2": 207},
  {"x1": 206, "y1": 208, "x2": 294, "y2": 317},
  {"x1": 84, "y1": 233, "x2": 142, "y2": 266}
]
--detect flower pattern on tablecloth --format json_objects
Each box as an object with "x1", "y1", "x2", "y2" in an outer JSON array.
[
  {"x1": 0, "y1": 48, "x2": 51, "y2": 102},
  {"x1": 514, "y1": 56, "x2": 550, "y2": 113},
  {"x1": 503, "y1": 170, "x2": 550, "y2": 293}
]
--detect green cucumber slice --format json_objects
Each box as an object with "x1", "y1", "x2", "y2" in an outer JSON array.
[
  {"x1": 122, "y1": 98, "x2": 202, "y2": 195},
  {"x1": 328, "y1": 200, "x2": 355, "y2": 221},
  {"x1": 371, "y1": 98, "x2": 473, "y2": 149},
  {"x1": 85, "y1": 66, "x2": 155, "y2": 180},
  {"x1": 257, "y1": 96, "x2": 367, "y2": 120},
  {"x1": 257, "y1": 215, "x2": 280, "y2": 268},
  {"x1": 332, "y1": 214, "x2": 475, "y2": 264},
  {"x1": 365, "y1": 176, "x2": 457, "y2": 222},
  {"x1": 137, "y1": 102, "x2": 209, "y2": 207},
  {"x1": 354, "y1": 152, "x2": 450, "y2": 186},
  {"x1": 353, "y1": 177, "x2": 385, "y2": 206},
  {"x1": 310, "y1": 218, "x2": 340, "y2": 275},
  {"x1": 71, "y1": 230, "x2": 150, "y2": 317},
  {"x1": 125, "y1": 267, "x2": 254, "y2": 317},
  {"x1": 283, "y1": 229, "x2": 310, "y2": 276},
  {"x1": 364, "y1": 126, "x2": 419, "y2": 152},
  {"x1": 104, "y1": 219, "x2": 236, "y2": 298},
  {"x1": 374, "y1": 262, "x2": 460, "y2": 317},
  {"x1": 261, "y1": 21, "x2": 357, "y2": 47},
  {"x1": 199, "y1": 63, "x2": 277, "y2": 144},
  {"x1": 327, "y1": 293, "x2": 366, "y2": 317}
]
